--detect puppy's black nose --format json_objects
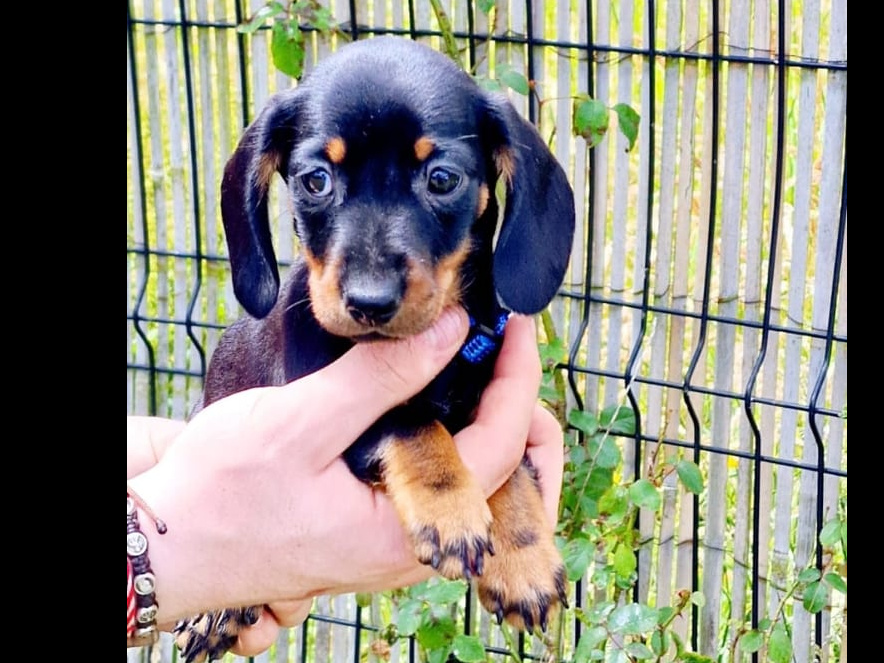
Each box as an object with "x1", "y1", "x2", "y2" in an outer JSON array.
[{"x1": 345, "y1": 288, "x2": 400, "y2": 326}]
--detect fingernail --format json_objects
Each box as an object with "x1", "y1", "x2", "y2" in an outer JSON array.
[{"x1": 422, "y1": 307, "x2": 468, "y2": 351}]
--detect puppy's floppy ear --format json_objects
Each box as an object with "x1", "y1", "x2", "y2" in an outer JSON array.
[
  {"x1": 481, "y1": 97, "x2": 575, "y2": 314},
  {"x1": 220, "y1": 88, "x2": 301, "y2": 318}
]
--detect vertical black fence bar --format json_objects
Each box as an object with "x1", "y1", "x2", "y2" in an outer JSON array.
[
  {"x1": 681, "y1": 0, "x2": 722, "y2": 651},
  {"x1": 808, "y1": 133, "x2": 847, "y2": 653},
  {"x1": 127, "y1": 0, "x2": 158, "y2": 415},
  {"x1": 742, "y1": 1, "x2": 789, "y2": 659},
  {"x1": 621, "y1": 0, "x2": 657, "y2": 604},
  {"x1": 524, "y1": 0, "x2": 535, "y2": 124},
  {"x1": 178, "y1": 0, "x2": 207, "y2": 386},
  {"x1": 235, "y1": 0, "x2": 250, "y2": 132}
]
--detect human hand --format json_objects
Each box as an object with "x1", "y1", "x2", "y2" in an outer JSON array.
[
  {"x1": 228, "y1": 312, "x2": 564, "y2": 655},
  {"x1": 126, "y1": 307, "x2": 564, "y2": 655}
]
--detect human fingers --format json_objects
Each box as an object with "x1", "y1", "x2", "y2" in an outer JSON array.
[
  {"x1": 230, "y1": 600, "x2": 312, "y2": 656},
  {"x1": 524, "y1": 404, "x2": 565, "y2": 527},
  {"x1": 454, "y1": 314, "x2": 542, "y2": 495},
  {"x1": 271, "y1": 306, "x2": 469, "y2": 468}
]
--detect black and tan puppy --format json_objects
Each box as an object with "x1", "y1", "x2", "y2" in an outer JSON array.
[{"x1": 175, "y1": 36, "x2": 575, "y2": 662}]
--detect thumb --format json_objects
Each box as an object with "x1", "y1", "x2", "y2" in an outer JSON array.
[{"x1": 286, "y1": 306, "x2": 469, "y2": 465}]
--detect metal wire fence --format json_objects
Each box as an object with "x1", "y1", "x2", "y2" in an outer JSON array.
[{"x1": 127, "y1": 1, "x2": 847, "y2": 661}]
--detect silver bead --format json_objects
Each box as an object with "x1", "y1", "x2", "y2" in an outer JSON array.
[
  {"x1": 137, "y1": 604, "x2": 158, "y2": 624},
  {"x1": 134, "y1": 572, "x2": 156, "y2": 595},
  {"x1": 127, "y1": 531, "x2": 148, "y2": 557}
]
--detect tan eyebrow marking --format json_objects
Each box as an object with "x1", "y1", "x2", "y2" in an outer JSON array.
[
  {"x1": 414, "y1": 136, "x2": 435, "y2": 162},
  {"x1": 325, "y1": 137, "x2": 346, "y2": 164}
]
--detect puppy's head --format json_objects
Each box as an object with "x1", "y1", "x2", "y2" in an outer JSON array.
[{"x1": 221, "y1": 36, "x2": 575, "y2": 339}]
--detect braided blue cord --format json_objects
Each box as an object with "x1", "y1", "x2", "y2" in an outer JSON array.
[{"x1": 459, "y1": 312, "x2": 511, "y2": 364}]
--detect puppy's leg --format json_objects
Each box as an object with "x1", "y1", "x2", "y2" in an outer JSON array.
[
  {"x1": 380, "y1": 421, "x2": 494, "y2": 580},
  {"x1": 477, "y1": 458, "x2": 568, "y2": 631},
  {"x1": 173, "y1": 606, "x2": 262, "y2": 663}
]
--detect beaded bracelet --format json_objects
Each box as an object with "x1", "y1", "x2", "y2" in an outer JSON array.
[{"x1": 126, "y1": 492, "x2": 164, "y2": 648}]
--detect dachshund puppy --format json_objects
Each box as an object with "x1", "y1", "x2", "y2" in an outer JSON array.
[{"x1": 175, "y1": 36, "x2": 575, "y2": 662}]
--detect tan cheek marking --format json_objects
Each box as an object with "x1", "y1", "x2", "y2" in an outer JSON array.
[
  {"x1": 414, "y1": 136, "x2": 435, "y2": 162},
  {"x1": 434, "y1": 241, "x2": 472, "y2": 307},
  {"x1": 303, "y1": 250, "x2": 343, "y2": 319},
  {"x1": 325, "y1": 137, "x2": 346, "y2": 164},
  {"x1": 494, "y1": 147, "x2": 515, "y2": 187},
  {"x1": 477, "y1": 183, "x2": 490, "y2": 218}
]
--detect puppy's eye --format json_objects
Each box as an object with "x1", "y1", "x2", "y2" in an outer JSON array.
[
  {"x1": 301, "y1": 168, "x2": 333, "y2": 197},
  {"x1": 427, "y1": 167, "x2": 461, "y2": 195}
]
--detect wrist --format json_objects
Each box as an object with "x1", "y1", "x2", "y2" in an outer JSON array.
[{"x1": 127, "y1": 493, "x2": 161, "y2": 646}]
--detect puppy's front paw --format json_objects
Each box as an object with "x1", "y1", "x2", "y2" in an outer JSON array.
[
  {"x1": 477, "y1": 459, "x2": 569, "y2": 632},
  {"x1": 477, "y1": 534, "x2": 567, "y2": 631},
  {"x1": 380, "y1": 421, "x2": 495, "y2": 580},
  {"x1": 405, "y1": 474, "x2": 494, "y2": 580},
  {"x1": 174, "y1": 605, "x2": 262, "y2": 663}
]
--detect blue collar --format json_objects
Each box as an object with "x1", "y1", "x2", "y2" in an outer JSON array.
[{"x1": 459, "y1": 311, "x2": 510, "y2": 364}]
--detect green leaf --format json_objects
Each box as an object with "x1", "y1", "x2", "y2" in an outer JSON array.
[
  {"x1": 238, "y1": 2, "x2": 285, "y2": 33},
  {"x1": 819, "y1": 519, "x2": 842, "y2": 547},
  {"x1": 629, "y1": 479, "x2": 662, "y2": 511},
  {"x1": 625, "y1": 642, "x2": 655, "y2": 659},
  {"x1": 757, "y1": 617, "x2": 772, "y2": 630},
  {"x1": 421, "y1": 579, "x2": 467, "y2": 605},
  {"x1": 474, "y1": 76, "x2": 504, "y2": 92},
  {"x1": 477, "y1": 0, "x2": 495, "y2": 14},
  {"x1": 656, "y1": 606, "x2": 675, "y2": 624},
  {"x1": 824, "y1": 571, "x2": 847, "y2": 594},
  {"x1": 768, "y1": 624, "x2": 792, "y2": 663},
  {"x1": 599, "y1": 404, "x2": 636, "y2": 434},
  {"x1": 588, "y1": 434, "x2": 621, "y2": 469},
  {"x1": 584, "y1": 467, "x2": 615, "y2": 499},
  {"x1": 803, "y1": 580, "x2": 829, "y2": 613},
  {"x1": 650, "y1": 629, "x2": 670, "y2": 655},
  {"x1": 607, "y1": 603, "x2": 658, "y2": 635},
  {"x1": 678, "y1": 654, "x2": 715, "y2": 663},
  {"x1": 573, "y1": 96, "x2": 609, "y2": 147},
  {"x1": 599, "y1": 485, "x2": 629, "y2": 521},
  {"x1": 563, "y1": 536, "x2": 594, "y2": 581},
  {"x1": 451, "y1": 634, "x2": 486, "y2": 662},
  {"x1": 797, "y1": 567, "x2": 821, "y2": 583},
  {"x1": 416, "y1": 614, "x2": 457, "y2": 650},
  {"x1": 689, "y1": 591, "x2": 705, "y2": 607},
  {"x1": 569, "y1": 409, "x2": 599, "y2": 435},
  {"x1": 612, "y1": 103, "x2": 640, "y2": 151},
  {"x1": 584, "y1": 600, "x2": 616, "y2": 625},
  {"x1": 395, "y1": 599, "x2": 423, "y2": 636},
  {"x1": 739, "y1": 629, "x2": 763, "y2": 653},
  {"x1": 496, "y1": 64, "x2": 530, "y2": 96},
  {"x1": 355, "y1": 592, "x2": 372, "y2": 608},
  {"x1": 575, "y1": 626, "x2": 608, "y2": 660},
  {"x1": 427, "y1": 648, "x2": 452, "y2": 663},
  {"x1": 271, "y1": 20, "x2": 305, "y2": 78},
  {"x1": 676, "y1": 460, "x2": 704, "y2": 494},
  {"x1": 608, "y1": 649, "x2": 630, "y2": 663},
  {"x1": 613, "y1": 543, "x2": 637, "y2": 579}
]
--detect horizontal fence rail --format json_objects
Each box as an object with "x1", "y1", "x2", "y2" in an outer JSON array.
[{"x1": 127, "y1": 0, "x2": 847, "y2": 661}]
